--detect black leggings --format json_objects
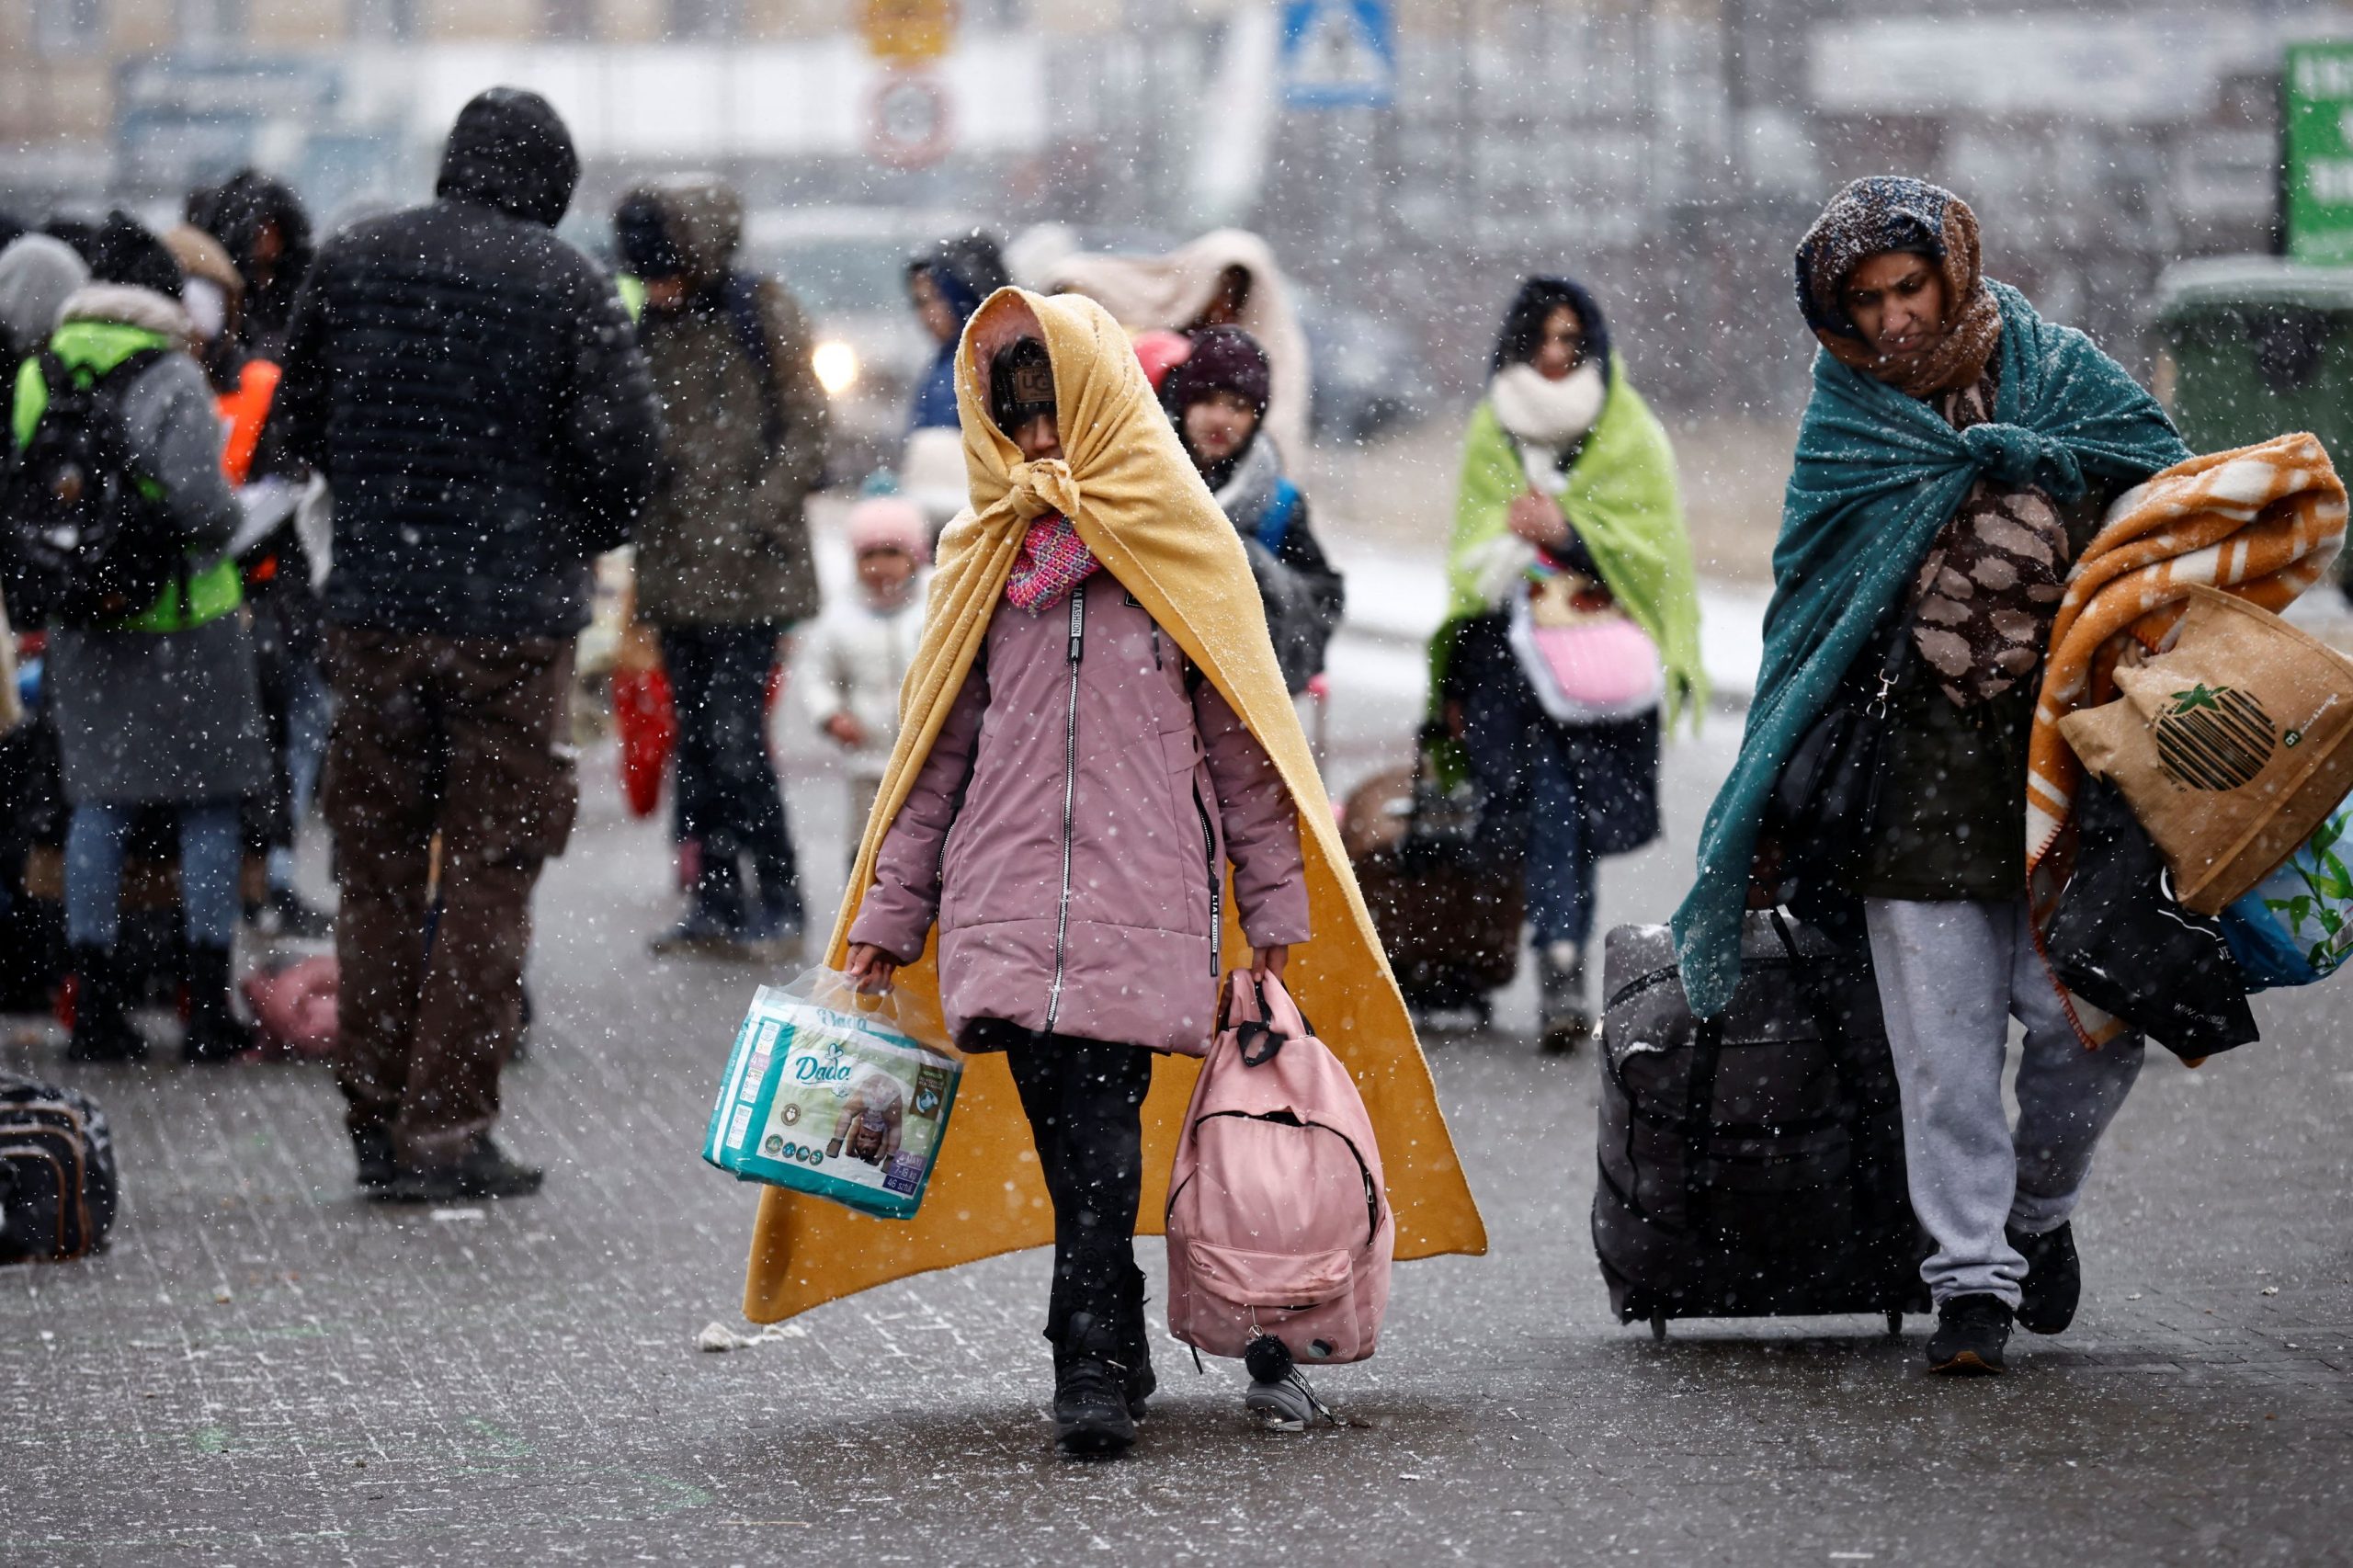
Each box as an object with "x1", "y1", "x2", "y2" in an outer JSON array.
[{"x1": 1003, "y1": 1034, "x2": 1154, "y2": 1346}]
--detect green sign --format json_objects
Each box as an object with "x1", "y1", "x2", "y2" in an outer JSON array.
[{"x1": 2287, "y1": 41, "x2": 2353, "y2": 264}]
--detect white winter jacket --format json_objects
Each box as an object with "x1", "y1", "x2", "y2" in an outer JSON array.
[{"x1": 796, "y1": 573, "x2": 929, "y2": 782}]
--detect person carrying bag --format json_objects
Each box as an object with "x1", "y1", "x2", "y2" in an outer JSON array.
[{"x1": 740, "y1": 288, "x2": 1485, "y2": 1459}]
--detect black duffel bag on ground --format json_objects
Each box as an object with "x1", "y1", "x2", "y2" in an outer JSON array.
[
  {"x1": 0, "y1": 1074, "x2": 119, "y2": 1263},
  {"x1": 1591, "y1": 910, "x2": 1928, "y2": 1338}
]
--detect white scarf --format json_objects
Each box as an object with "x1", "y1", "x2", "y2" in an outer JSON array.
[{"x1": 1488, "y1": 360, "x2": 1605, "y2": 496}]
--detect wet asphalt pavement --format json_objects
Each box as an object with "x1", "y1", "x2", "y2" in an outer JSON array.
[{"x1": 5, "y1": 624, "x2": 2350, "y2": 1567}]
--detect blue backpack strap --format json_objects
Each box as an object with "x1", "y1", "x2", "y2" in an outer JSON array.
[{"x1": 1254, "y1": 479, "x2": 1301, "y2": 555}]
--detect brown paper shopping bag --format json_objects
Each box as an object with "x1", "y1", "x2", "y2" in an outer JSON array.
[{"x1": 2056, "y1": 585, "x2": 2353, "y2": 914}]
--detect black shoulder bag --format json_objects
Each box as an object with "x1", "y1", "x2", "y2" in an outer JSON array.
[{"x1": 1770, "y1": 612, "x2": 1912, "y2": 899}]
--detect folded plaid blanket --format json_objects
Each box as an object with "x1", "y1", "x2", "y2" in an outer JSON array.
[{"x1": 2027, "y1": 432, "x2": 2348, "y2": 1045}]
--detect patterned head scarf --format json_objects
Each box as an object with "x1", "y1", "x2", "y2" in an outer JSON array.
[{"x1": 1794, "y1": 176, "x2": 2001, "y2": 399}]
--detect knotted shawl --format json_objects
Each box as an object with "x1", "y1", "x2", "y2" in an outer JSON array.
[
  {"x1": 1671, "y1": 281, "x2": 2189, "y2": 1018},
  {"x1": 2024, "y1": 433, "x2": 2347, "y2": 1044},
  {"x1": 743, "y1": 289, "x2": 1487, "y2": 1324}
]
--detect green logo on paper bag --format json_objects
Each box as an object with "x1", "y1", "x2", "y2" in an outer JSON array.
[{"x1": 2158, "y1": 685, "x2": 2275, "y2": 791}]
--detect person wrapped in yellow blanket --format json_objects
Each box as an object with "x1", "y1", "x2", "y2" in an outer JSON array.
[{"x1": 740, "y1": 286, "x2": 1485, "y2": 1453}]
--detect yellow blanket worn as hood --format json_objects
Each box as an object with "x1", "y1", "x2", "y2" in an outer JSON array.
[{"x1": 743, "y1": 289, "x2": 1487, "y2": 1323}]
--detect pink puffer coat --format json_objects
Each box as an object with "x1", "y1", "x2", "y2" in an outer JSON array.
[{"x1": 850, "y1": 570, "x2": 1308, "y2": 1055}]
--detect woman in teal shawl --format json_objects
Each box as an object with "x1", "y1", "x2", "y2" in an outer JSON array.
[
  {"x1": 1437, "y1": 277, "x2": 1703, "y2": 1051},
  {"x1": 1674, "y1": 177, "x2": 2188, "y2": 1375}
]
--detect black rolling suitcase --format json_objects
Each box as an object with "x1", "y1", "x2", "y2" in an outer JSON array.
[{"x1": 1590, "y1": 910, "x2": 1927, "y2": 1338}]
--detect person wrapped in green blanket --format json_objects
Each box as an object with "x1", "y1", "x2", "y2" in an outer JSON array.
[{"x1": 1434, "y1": 276, "x2": 1703, "y2": 1051}]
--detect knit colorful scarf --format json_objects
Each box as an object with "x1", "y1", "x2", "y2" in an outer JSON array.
[{"x1": 1004, "y1": 511, "x2": 1097, "y2": 612}]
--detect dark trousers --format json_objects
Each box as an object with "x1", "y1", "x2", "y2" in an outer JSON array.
[
  {"x1": 1452, "y1": 617, "x2": 1658, "y2": 951},
  {"x1": 1004, "y1": 1034, "x2": 1154, "y2": 1346},
  {"x1": 324, "y1": 630, "x2": 576, "y2": 1168},
  {"x1": 660, "y1": 623, "x2": 800, "y2": 920}
]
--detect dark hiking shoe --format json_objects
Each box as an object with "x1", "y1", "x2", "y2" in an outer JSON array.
[
  {"x1": 2008, "y1": 1221, "x2": 2082, "y2": 1335},
  {"x1": 66, "y1": 946, "x2": 147, "y2": 1064},
  {"x1": 1926, "y1": 1294, "x2": 2012, "y2": 1376},
  {"x1": 379, "y1": 1136, "x2": 545, "y2": 1203},
  {"x1": 1052, "y1": 1312, "x2": 1137, "y2": 1457},
  {"x1": 1537, "y1": 941, "x2": 1590, "y2": 1053},
  {"x1": 352, "y1": 1127, "x2": 397, "y2": 1190},
  {"x1": 182, "y1": 946, "x2": 253, "y2": 1065}
]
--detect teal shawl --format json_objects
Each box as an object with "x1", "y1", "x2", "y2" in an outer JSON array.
[{"x1": 1670, "y1": 281, "x2": 2190, "y2": 1016}]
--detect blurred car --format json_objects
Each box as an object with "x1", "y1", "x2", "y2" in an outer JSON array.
[
  {"x1": 1296, "y1": 290, "x2": 1431, "y2": 444},
  {"x1": 739, "y1": 205, "x2": 986, "y2": 479}
]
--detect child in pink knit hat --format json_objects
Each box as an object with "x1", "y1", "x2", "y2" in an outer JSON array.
[{"x1": 797, "y1": 497, "x2": 931, "y2": 863}]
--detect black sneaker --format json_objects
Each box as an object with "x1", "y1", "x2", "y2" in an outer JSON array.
[
  {"x1": 1925, "y1": 1293, "x2": 2012, "y2": 1375},
  {"x1": 379, "y1": 1135, "x2": 545, "y2": 1203},
  {"x1": 2008, "y1": 1221, "x2": 2081, "y2": 1335},
  {"x1": 1051, "y1": 1312, "x2": 1137, "y2": 1457},
  {"x1": 352, "y1": 1127, "x2": 398, "y2": 1190}
]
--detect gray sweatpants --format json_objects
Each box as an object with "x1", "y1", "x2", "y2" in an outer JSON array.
[{"x1": 1865, "y1": 898, "x2": 2146, "y2": 1308}]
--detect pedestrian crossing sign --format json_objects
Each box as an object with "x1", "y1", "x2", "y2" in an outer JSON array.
[{"x1": 1279, "y1": 0, "x2": 1395, "y2": 110}]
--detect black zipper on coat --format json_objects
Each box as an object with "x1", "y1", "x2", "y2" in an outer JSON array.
[
  {"x1": 1045, "y1": 585, "x2": 1086, "y2": 1030},
  {"x1": 1195, "y1": 786, "x2": 1222, "y2": 977}
]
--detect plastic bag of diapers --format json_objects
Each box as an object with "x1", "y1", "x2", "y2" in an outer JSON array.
[
  {"x1": 2222, "y1": 790, "x2": 2353, "y2": 991},
  {"x1": 702, "y1": 967, "x2": 961, "y2": 1220}
]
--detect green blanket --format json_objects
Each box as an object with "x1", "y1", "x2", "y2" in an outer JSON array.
[
  {"x1": 1670, "y1": 281, "x2": 2189, "y2": 1017},
  {"x1": 1441, "y1": 359, "x2": 1707, "y2": 732}
]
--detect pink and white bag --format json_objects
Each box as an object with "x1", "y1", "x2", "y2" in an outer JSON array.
[{"x1": 1165, "y1": 971, "x2": 1394, "y2": 1366}]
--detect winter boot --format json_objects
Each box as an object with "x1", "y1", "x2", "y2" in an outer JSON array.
[
  {"x1": 1925, "y1": 1293, "x2": 2012, "y2": 1376},
  {"x1": 2007, "y1": 1221, "x2": 2082, "y2": 1336},
  {"x1": 737, "y1": 884, "x2": 807, "y2": 961},
  {"x1": 66, "y1": 945, "x2": 146, "y2": 1064},
  {"x1": 1116, "y1": 1266, "x2": 1157, "y2": 1422},
  {"x1": 351, "y1": 1126, "x2": 398, "y2": 1191},
  {"x1": 379, "y1": 1134, "x2": 545, "y2": 1203},
  {"x1": 1051, "y1": 1312, "x2": 1137, "y2": 1457},
  {"x1": 649, "y1": 876, "x2": 747, "y2": 957},
  {"x1": 182, "y1": 945, "x2": 253, "y2": 1064},
  {"x1": 1537, "y1": 940, "x2": 1591, "y2": 1054}
]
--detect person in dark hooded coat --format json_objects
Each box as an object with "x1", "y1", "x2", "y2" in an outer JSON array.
[
  {"x1": 613, "y1": 176, "x2": 828, "y2": 956},
  {"x1": 271, "y1": 87, "x2": 663, "y2": 1205},
  {"x1": 186, "y1": 168, "x2": 315, "y2": 357},
  {"x1": 905, "y1": 233, "x2": 1007, "y2": 433}
]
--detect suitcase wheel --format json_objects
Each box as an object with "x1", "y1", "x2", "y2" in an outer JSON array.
[
  {"x1": 1649, "y1": 1312, "x2": 1667, "y2": 1343},
  {"x1": 1886, "y1": 1310, "x2": 1904, "y2": 1341}
]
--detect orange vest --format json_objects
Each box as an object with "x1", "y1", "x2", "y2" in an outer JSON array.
[{"x1": 216, "y1": 357, "x2": 281, "y2": 486}]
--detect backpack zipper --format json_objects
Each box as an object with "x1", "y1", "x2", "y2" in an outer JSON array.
[{"x1": 1044, "y1": 585, "x2": 1086, "y2": 1030}]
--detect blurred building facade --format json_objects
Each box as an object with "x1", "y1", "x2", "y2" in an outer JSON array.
[{"x1": 2, "y1": 0, "x2": 2347, "y2": 415}]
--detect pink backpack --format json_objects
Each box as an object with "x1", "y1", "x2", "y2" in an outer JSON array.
[{"x1": 1165, "y1": 971, "x2": 1394, "y2": 1365}]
